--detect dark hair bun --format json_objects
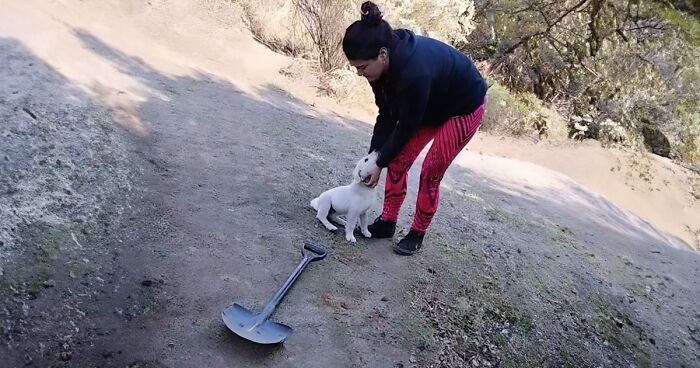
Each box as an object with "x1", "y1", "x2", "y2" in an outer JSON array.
[{"x1": 360, "y1": 1, "x2": 383, "y2": 26}]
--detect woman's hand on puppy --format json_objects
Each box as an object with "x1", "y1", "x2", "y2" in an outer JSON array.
[{"x1": 362, "y1": 164, "x2": 381, "y2": 188}]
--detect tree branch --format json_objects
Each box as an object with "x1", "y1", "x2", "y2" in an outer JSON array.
[
  {"x1": 587, "y1": 0, "x2": 603, "y2": 57},
  {"x1": 499, "y1": 0, "x2": 591, "y2": 56}
]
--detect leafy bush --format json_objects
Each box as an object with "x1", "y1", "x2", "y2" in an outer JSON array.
[
  {"x1": 678, "y1": 97, "x2": 700, "y2": 163},
  {"x1": 381, "y1": 0, "x2": 476, "y2": 44},
  {"x1": 465, "y1": 0, "x2": 700, "y2": 163},
  {"x1": 483, "y1": 83, "x2": 567, "y2": 140}
]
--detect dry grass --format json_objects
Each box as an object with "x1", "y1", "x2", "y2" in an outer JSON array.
[
  {"x1": 292, "y1": 0, "x2": 348, "y2": 72},
  {"x1": 235, "y1": 0, "x2": 312, "y2": 57},
  {"x1": 318, "y1": 68, "x2": 374, "y2": 106}
]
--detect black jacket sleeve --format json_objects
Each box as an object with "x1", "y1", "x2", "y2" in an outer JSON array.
[
  {"x1": 368, "y1": 82, "x2": 395, "y2": 154},
  {"x1": 376, "y1": 76, "x2": 431, "y2": 168}
]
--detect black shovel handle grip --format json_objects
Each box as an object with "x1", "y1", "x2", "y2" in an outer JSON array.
[{"x1": 303, "y1": 242, "x2": 328, "y2": 262}]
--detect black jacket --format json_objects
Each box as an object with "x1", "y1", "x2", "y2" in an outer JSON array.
[{"x1": 369, "y1": 29, "x2": 488, "y2": 167}]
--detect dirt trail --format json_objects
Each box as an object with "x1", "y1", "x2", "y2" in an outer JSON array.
[{"x1": 2, "y1": 1, "x2": 699, "y2": 367}]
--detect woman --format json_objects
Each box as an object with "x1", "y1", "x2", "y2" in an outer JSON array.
[{"x1": 342, "y1": 1, "x2": 488, "y2": 255}]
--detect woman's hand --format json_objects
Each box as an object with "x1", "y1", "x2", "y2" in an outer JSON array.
[{"x1": 362, "y1": 164, "x2": 381, "y2": 188}]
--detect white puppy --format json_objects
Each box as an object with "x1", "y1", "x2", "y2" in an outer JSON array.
[{"x1": 310, "y1": 151, "x2": 379, "y2": 243}]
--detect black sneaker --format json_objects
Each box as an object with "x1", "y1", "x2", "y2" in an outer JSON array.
[
  {"x1": 368, "y1": 216, "x2": 396, "y2": 238},
  {"x1": 393, "y1": 230, "x2": 425, "y2": 256}
]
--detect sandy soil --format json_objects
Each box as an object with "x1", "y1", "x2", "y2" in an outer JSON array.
[
  {"x1": 469, "y1": 135, "x2": 700, "y2": 250},
  {"x1": 1, "y1": 1, "x2": 699, "y2": 367}
]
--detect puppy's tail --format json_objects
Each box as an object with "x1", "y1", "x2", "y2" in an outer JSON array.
[{"x1": 310, "y1": 197, "x2": 319, "y2": 211}]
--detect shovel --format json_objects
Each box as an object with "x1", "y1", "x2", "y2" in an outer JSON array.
[{"x1": 222, "y1": 242, "x2": 327, "y2": 344}]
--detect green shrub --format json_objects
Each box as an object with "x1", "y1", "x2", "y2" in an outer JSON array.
[
  {"x1": 678, "y1": 97, "x2": 700, "y2": 163},
  {"x1": 483, "y1": 83, "x2": 567, "y2": 140}
]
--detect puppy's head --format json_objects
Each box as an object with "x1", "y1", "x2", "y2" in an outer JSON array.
[{"x1": 353, "y1": 151, "x2": 379, "y2": 184}]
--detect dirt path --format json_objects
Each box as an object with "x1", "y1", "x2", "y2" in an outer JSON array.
[
  {"x1": 2, "y1": 1, "x2": 699, "y2": 367},
  {"x1": 1, "y1": 3, "x2": 421, "y2": 366},
  {"x1": 77, "y1": 36, "x2": 420, "y2": 367}
]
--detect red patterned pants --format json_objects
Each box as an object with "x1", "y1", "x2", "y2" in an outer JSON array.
[{"x1": 381, "y1": 102, "x2": 486, "y2": 233}]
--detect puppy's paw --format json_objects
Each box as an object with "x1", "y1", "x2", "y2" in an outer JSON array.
[
  {"x1": 324, "y1": 224, "x2": 338, "y2": 231},
  {"x1": 362, "y1": 229, "x2": 372, "y2": 238},
  {"x1": 346, "y1": 234, "x2": 357, "y2": 243}
]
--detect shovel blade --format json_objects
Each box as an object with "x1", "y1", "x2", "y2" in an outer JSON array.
[{"x1": 222, "y1": 303, "x2": 293, "y2": 345}]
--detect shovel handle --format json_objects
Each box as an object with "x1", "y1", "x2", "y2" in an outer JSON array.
[
  {"x1": 303, "y1": 242, "x2": 327, "y2": 262},
  {"x1": 255, "y1": 242, "x2": 327, "y2": 323}
]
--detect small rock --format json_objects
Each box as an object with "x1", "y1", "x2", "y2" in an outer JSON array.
[
  {"x1": 42, "y1": 279, "x2": 56, "y2": 288},
  {"x1": 409, "y1": 355, "x2": 416, "y2": 363},
  {"x1": 23, "y1": 354, "x2": 32, "y2": 366},
  {"x1": 649, "y1": 338, "x2": 656, "y2": 345},
  {"x1": 60, "y1": 351, "x2": 72, "y2": 361},
  {"x1": 168, "y1": 342, "x2": 175, "y2": 348},
  {"x1": 614, "y1": 318, "x2": 624, "y2": 328},
  {"x1": 141, "y1": 280, "x2": 153, "y2": 287},
  {"x1": 381, "y1": 296, "x2": 389, "y2": 302},
  {"x1": 395, "y1": 364, "x2": 404, "y2": 368},
  {"x1": 427, "y1": 268, "x2": 436, "y2": 274}
]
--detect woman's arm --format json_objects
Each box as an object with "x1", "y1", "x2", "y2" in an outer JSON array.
[
  {"x1": 368, "y1": 82, "x2": 395, "y2": 153},
  {"x1": 375, "y1": 76, "x2": 431, "y2": 168}
]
